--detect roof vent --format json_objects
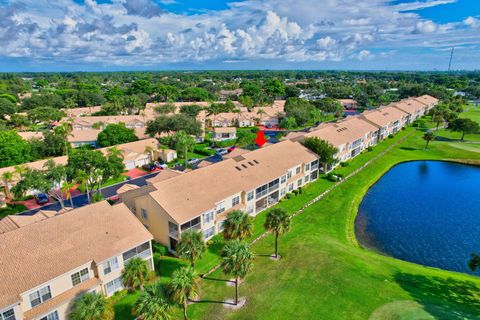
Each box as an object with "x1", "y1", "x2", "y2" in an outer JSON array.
[
  {"x1": 253, "y1": 159, "x2": 259, "y2": 164},
  {"x1": 235, "y1": 166, "x2": 242, "y2": 171},
  {"x1": 233, "y1": 155, "x2": 246, "y2": 162},
  {"x1": 241, "y1": 164, "x2": 248, "y2": 169},
  {"x1": 248, "y1": 161, "x2": 254, "y2": 166}
]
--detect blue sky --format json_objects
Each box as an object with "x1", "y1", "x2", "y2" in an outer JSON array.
[{"x1": 1, "y1": 0, "x2": 479, "y2": 71}]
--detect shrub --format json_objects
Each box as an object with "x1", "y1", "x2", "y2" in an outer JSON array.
[
  {"x1": 152, "y1": 242, "x2": 169, "y2": 256},
  {"x1": 367, "y1": 146, "x2": 373, "y2": 152},
  {"x1": 401, "y1": 126, "x2": 406, "y2": 130},
  {"x1": 388, "y1": 134, "x2": 394, "y2": 139},
  {"x1": 213, "y1": 139, "x2": 236, "y2": 148},
  {"x1": 298, "y1": 187, "x2": 303, "y2": 194},
  {"x1": 193, "y1": 146, "x2": 215, "y2": 156},
  {"x1": 292, "y1": 189, "x2": 299, "y2": 195},
  {"x1": 340, "y1": 162, "x2": 349, "y2": 167}
]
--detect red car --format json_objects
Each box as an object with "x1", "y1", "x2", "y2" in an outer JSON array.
[{"x1": 227, "y1": 146, "x2": 236, "y2": 153}]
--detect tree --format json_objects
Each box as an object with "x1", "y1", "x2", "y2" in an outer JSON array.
[
  {"x1": 134, "y1": 284, "x2": 172, "y2": 320},
  {"x1": 264, "y1": 208, "x2": 291, "y2": 258},
  {"x1": 62, "y1": 181, "x2": 76, "y2": 208},
  {"x1": 264, "y1": 79, "x2": 285, "y2": 98},
  {"x1": 67, "y1": 149, "x2": 110, "y2": 201},
  {"x1": 0, "y1": 130, "x2": 31, "y2": 167},
  {"x1": 469, "y1": 254, "x2": 480, "y2": 272},
  {"x1": 147, "y1": 114, "x2": 202, "y2": 137},
  {"x1": 122, "y1": 257, "x2": 151, "y2": 292},
  {"x1": 314, "y1": 98, "x2": 344, "y2": 114},
  {"x1": 70, "y1": 292, "x2": 114, "y2": 320},
  {"x1": 170, "y1": 266, "x2": 199, "y2": 320},
  {"x1": 7, "y1": 114, "x2": 30, "y2": 130},
  {"x1": 432, "y1": 113, "x2": 444, "y2": 131},
  {"x1": 54, "y1": 121, "x2": 73, "y2": 156},
  {"x1": 423, "y1": 132, "x2": 435, "y2": 150},
  {"x1": 0, "y1": 97, "x2": 17, "y2": 118},
  {"x1": 27, "y1": 107, "x2": 65, "y2": 123},
  {"x1": 42, "y1": 131, "x2": 67, "y2": 157},
  {"x1": 222, "y1": 210, "x2": 253, "y2": 240},
  {"x1": 97, "y1": 123, "x2": 138, "y2": 147},
  {"x1": 180, "y1": 104, "x2": 200, "y2": 117},
  {"x1": 155, "y1": 84, "x2": 179, "y2": 102},
  {"x1": 1, "y1": 171, "x2": 14, "y2": 199},
  {"x1": 447, "y1": 118, "x2": 480, "y2": 141},
  {"x1": 174, "y1": 131, "x2": 196, "y2": 167},
  {"x1": 180, "y1": 87, "x2": 211, "y2": 101},
  {"x1": 284, "y1": 85, "x2": 300, "y2": 98},
  {"x1": 221, "y1": 239, "x2": 253, "y2": 305},
  {"x1": 176, "y1": 230, "x2": 206, "y2": 268},
  {"x1": 279, "y1": 116, "x2": 297, "y2": 129},
  {"x1": 284, "y1": 98, "x2": 318, "y2": 126},
  {"x1": 302, "y1": 137, "x2": 338, "y2": 172}
]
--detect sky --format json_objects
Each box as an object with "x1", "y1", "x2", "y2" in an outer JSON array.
[{"x1": 0, "y1": 0, "x2": 479, "y2": 71}]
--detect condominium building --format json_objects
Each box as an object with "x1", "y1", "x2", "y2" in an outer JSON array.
[
  {"x1": 359, "y1": 105, "x2": 409, "y2": 139},
  {"x1": 0, "y1": 201, "x2": 153, "y2": 320},
  {"x1": 212, "y1": 127, "x2": 237, "y2": 141},
  {"x1": 119, "y1": 140, "x2": 319, "y2": 251}
]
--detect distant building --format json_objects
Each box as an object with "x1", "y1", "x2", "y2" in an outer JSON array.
[
  {"x1": 213, "y1": 127, "x2": 237, "y2": 141},
  {"x1": 338, "y1": 99, "x2": 358, "y2": 109}
]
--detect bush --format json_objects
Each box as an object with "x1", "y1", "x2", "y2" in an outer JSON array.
[
  {"x1": 298, "y1": 187, "x2": 303, "y2": 194},
  {"x1": 388, "y1": 134, "x2": 394, "y2": 139},
  {"x1": 367, "y1": 146, "x2": 373, "y2": 152},
  {"x1": 193, "y1": 146, "x2": 215, "y2": 156},
  {"x1": 401, "y1": 126, "x2": 406, "y2": 130},
  {"x1": 340, "y1": 162, "x2": 349, "y2": 167},
  {"x1": 292, "y1": 189, "x2": 299, "y2": 195},
  {"x1": 213, "y1": 139, "x2": 236, "y2": 148},
  {"x1": 152, "y1": 242, "x2": 169, "y2": 256}
]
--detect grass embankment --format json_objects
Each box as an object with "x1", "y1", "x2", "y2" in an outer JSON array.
[{"x1": 115, "y1": 120, "x2": 480, "y2": 319}]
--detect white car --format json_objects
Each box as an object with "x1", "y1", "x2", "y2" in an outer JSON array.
[
  {"x1": 216, "y1": 149, "x2": 228, "y2": 156},
  {"x1": 187, "y1": 158, "x2": 199, "y2": 165}
]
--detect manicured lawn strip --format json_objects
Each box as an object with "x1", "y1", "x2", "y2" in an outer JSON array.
[
  {"x1": 460, "y1": 105, "x2": 480, "y2": 124},
  {"x1": 187, "y1": 129, "x2": 480, "y2": 320},
  {"x1": 0, "y1": 204, "x2": 27, "y2": 219}
]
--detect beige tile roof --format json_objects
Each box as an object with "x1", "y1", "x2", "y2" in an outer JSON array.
[
  {"x1": 145, "y1": 169, "x2": 182, "y2": 185},
  {"x1": 0, "y1": 201, "x2": 152, "y2": 307},
  {"x1": 414, "y1": 94, "x2": 439, "y2": 106},
  {"x1": 303, "y1": 116, "x2": 379, "y2": 147},
  {"x1": 360, "y1": 106, "x2": 408, "y2": 127},
  {"x1": 222, "y1": 148, "x2": 251, "y2": 159},
  {"x1": 147, "y1": 140, "x2": 317, "y2": 224},
  {"x1": 116, "y1": 183, "x2": 140, "y2": 194},
  {"x1": 390, "y1": 98, "x2": 427, "y2": 115},
  {"x1": 214, "y1": 127, "x2": 236, "y2": 133},
  {"x1": 68, "y1": 129, "x2": 102, "y2": 143},
  {"x1": 17, "y1": 131, "x2": 44, "y2": 140},
  {"x1": 63, "y1": 106, "x2": 102, "y2": 117}
]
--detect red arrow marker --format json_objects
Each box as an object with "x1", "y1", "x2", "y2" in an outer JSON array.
[{"x1": 255, "y1": 130, "x2": 268, "y2": 147}]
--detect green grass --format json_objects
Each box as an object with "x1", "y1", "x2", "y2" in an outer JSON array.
[
  {"x1": 113, "y1": 114, "x2": 480, "y2": 319},
  {"x1": 0, "y1": 204, "x2": 27, "y2": 219}
]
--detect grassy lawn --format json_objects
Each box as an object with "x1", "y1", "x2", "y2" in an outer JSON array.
[{"x1": 113, "y1": 115, "x2": 480, "y2": 319}]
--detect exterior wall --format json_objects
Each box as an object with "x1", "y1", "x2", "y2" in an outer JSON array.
[
  {"x1": 134, "y1": 196, "x2": 173, "y2": 246},
  {"x1": 213, "y1": 131, "x2": 237, "y2": 141}
]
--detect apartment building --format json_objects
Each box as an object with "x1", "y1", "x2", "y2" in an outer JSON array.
[
  {"x1": 414, "y1": 95, "x2": 439, "y2": 112},
  {"x1": 287, "y1": 116, "x2": 380, "y2": 171},
  {"x1": 359, "y1": 105, "x2": 409, "y2": 139},
  {"x1": 119, "y1": 140, "x2": 319, "y2": 251},
  {"x1": 70, "y1": 115, "x2": 148, "y2": 131},
  {"x1": 390, "y1": 98, "x2": 430, "y2": 124},
  {"x1": 0, "y1": 201, "x2": 153, "y2": 320}
]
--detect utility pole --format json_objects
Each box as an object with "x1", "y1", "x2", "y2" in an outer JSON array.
[{"x1": 448, "y1": 47, "x2": 454, "y2": 72}]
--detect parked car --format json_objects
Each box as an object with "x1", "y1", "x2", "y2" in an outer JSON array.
[
  {"x1": 216, "y1": 149, "x2": 228, "y2": 156},
  {"x1": 227, "y1": 146, "x2": 236, "y2": 153},
  {"x1": 35, "y1": 193, "x2": 49, "y2": 205},
  {"x1": 187, "y1": 158, "x2": 199, "y2": 165},
  {"x1": 154, "y1": 162, "x2": 168, "y2": 169},
  {"x1": 266, "y1": 123, "x2": 273, "y2": 129},
  {"x1": 142, "y1": 163, "x2": 156, "y2": 171}
]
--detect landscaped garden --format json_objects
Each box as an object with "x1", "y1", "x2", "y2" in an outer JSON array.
[{"x1": 111, "y1": 108, "x2": 480, "y2": 320}]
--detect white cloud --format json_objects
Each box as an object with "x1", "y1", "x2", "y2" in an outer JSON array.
[{"x1": 0, "y1": 0, "x2": 477, "y2": 68}]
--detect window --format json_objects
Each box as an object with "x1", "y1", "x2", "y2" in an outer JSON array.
[
  {"x1": 71, "y1": 268, "x2": 89, "y2": 286},
  {"x1": 29, "y1": 286, "x2": 52, "y2": 307},
  {"x1": 288, "y1": 184, "x2": 293, "y2": 192},
  {"x1": 141, "y1": 208, "x2": 148, "y2": 220},
  {"x1": 105, "y1": 277, "x2": 123, "y2": 295},
  {"x1": 218, "y1": 220, "x2": 226, "y2": 232},
  {"x1": 123, "y1": 242, "x2": 151, "y2": 262},
  {"x1": 305, "y1": 175, "x2": 310, "y2": 182},
  {"x1": 216, "y1": 202, "x2": 225, "y2": 214},
  {"x1": 232, "y1": 196, "x2": 240, "y2": 206},
  {"x1": 305, "y1": 163, "x2": 310, "y2": 171},
  {"x1": 280, "y1": 175, "x2": 286, "y2": 184},
  {"x1": 204, "y1": 226, "x2": 215, "y2": 239},
  {"x1": 0, "y1": 309, "x2": 15, "y2": 320},
  {"x1": 287, "y1": 170, "x2": 292, "y2": 179},
  {"x1": 247, "y1": 191, "x2": 254, "y2": 201},
  {"x1": 203, "y1": 211, "x2": 214, "y2": 224},
  {"x1": 180, "y1": 217, "x2": 201, "y2": 231},
  {"x1": 256, "y1": 184, "x2": 268, "y2": 198},
  {"x1": 280, "y1": 188, "x2": 286, "y2": 196},
  {"x1": 169, "y1": 221, "x2": 178, "y2": 237},
  {"x1": 103, "y1": 257, "x2": 119, "y2": 275},
  {"x1": 295, "y1": 166, "x2": 301, "y2": 175},
  {"x1": 40, "y1": 311, "x2": 59, "y2": 320},
  {"x1": 297, "y1": 179, "x2": 303, "y2": 187}
]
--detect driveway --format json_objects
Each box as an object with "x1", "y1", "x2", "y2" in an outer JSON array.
[{"x1": 18, "y1": 170, "x2": 163, "y2": 216}]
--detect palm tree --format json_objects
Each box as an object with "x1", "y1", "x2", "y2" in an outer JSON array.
[
  {"x1": 222, "y1": 210, "x2": 253, "y2": 240},
  {"x1": 264, "y1": 208, "x2": 291, "y2": 258},
  {"x1": 144, "y1": 146, "x2": 155, "y2": 162},
  {"x1": 54, "y1": 121, "x2": 73, "y2": 156},
  {"x1": 256, "y1": 108, "x2": 266, "y2": 125},
  {"x1": 423, "y1": 131, "x2": 435, "y2": 150},
  {"x1": 70, "y1": 292, "x2": 114, "y2": 320},
  {"x1": 170, "y1": 266, "x2": 199, "y2": 320},
  {"x1": 61, "y1": 181, "x2": 76, "y2": 208},
  {"x1": 76, "y1": 169, "x2": 91, "y2": 203},
  {"x1": 175, "y1": 131, "x2": 195, "y2": 168},
  {"x1": 432, "y1": 113, "x2": 444, "y2": 131},
  {"x1": 134, "y1": 284, "x2": 172, "y2": 320},
  {"x1": 108, "y1": 146, "x2": 124, "y2": 159},
  {"x1": 176, "y1": 229, "x2": 206, "y2": 268},
  {"x1": 121, "y1": 257, "x2": 151, "y2": 292},
  {"x1": 221, "y1": 239, "x2": 253, "y2": 305},
  {"x1": 1, "y1": 171, "x2": 14, "y2": 200}
]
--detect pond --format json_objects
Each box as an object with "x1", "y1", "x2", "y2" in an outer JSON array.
[{"x1": 355, "y1": 161, "x2": 480, "y2": 274}]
